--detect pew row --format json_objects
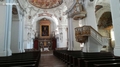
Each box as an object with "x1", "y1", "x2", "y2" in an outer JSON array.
[
  {"x1": 0, "y1": 50, "x2": 40, "y2": 67},
  {"x1": 53, "y1": 50, "x2": 120, "y2": 67}
]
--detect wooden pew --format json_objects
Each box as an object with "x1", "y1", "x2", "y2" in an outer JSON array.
[
  {"x1": 85, "y1": 59, "x2": 120, "y2": 67},
  {"x1": 53, "y1": 50, "x2": 82, "y2": 66},
  {"x1": 64, "y1": 51, "x2": 82, "y2": 64},
  {"x1": 53, "y1": 50, "x2": 116, "y2": 67},
  {"x1": 94, "y1": 63, "x2": 120, "y2": 67},
  {"x1": 0, "y1": 50, "x2": 40, "y2": 67},
  {"x1": 0, "y1": 61, "x2": 36, "y2": 67},
  {"x1": 71, "y1": 52, "x2": 114, "y2": 67},
  {"x1": 77, "y1": 57, "x2": 120, "y2": 67}
]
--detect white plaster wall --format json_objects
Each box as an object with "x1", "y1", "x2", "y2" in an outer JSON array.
[
  {"x1": 62, "y1": 27, "x2": 67, "y2": 47},
  {"x1": 0, "y1": 4, "x2": 6, "y2": 56},
  {"x1": 83, "y1": 37, "x2": 102, "y2": 52},
  {"x1": 58, "y1": 27, "x2": 67, "y2": 48},
  {"x1": 50, "y1": 20, "x2": 57, "y2": 36},
  {"x1": 88, "y1": 37, "x2": 102, "y2": 52},
  {"x1": 72, "y1": 20, "x2": 81, "y2": 50},
  {"x1": 85, "y1": 7, "x2": 97, "y2": 30},
  {"x1": 110, "y1": 0, "x2": 120, "y2": 56},
  {"x1": 84, "y1": 0, "x2": 98, "y2": 30},
  {"x1": 23, "y1": 16, "x2": 29, "y2": 49},
  {"x1": 11, "y1": 19, "x2": 19, "y2": 53}
]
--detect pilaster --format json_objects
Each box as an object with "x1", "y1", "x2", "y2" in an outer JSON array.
[
  {"x1": 67, "y1": 13, "x2": 74, "y2": 50},
  {"x1": 110, "y1": 0, "x2": 120, "y2": 56}
]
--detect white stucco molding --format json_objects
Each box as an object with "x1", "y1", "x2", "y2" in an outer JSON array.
[
  {"x1": 65, "y1": 0, "x2": 76, "y2": 14},
  {"x1": 32, "y1": 13, "x2": 59, "y2": 26}
]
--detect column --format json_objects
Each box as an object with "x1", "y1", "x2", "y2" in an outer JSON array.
[
  {"x1": 110, "y1": 0, "x2": 120, "y2": 56},
  {"x1": 21, "y1": 14, "x2": 25, "y2": 52},
  {"x1": 68, "y1": 14, "x2": 74, "y2": 50},
  {"x1": 72, "y1": 20, "x2": 81, "y2": 50},
  {"x1": 0, "y1": 0, "x2": 7, "y2": 56},
  {"x1": 83, "y1": 0, "x2": 98, "y2": 30},
  {"x1": 23, "y1": 15, "x2": 29, "y2": 49},
  {"x1": 11, "y1": 13, "x2": 20, "y2": 53},
  {"x1": 5, "y1": 0, "x2": 13, "y2": 56},
  {"x1": 0, "y1": 0, "x2": 13, "y2": 56},
  {"x1": 62, "y1": 25, "x2": 67, "y2": 48}
]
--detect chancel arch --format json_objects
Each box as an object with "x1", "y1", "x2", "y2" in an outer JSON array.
[
  {"x1": 32, "y1": 14, "x2": 60, "y2": 51},
  {"x1": 32, "y1": 15, "x2": 59, "y2": 37}
]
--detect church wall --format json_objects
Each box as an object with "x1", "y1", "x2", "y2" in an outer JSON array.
[
  {"x1": 83, "y1": 37, "x2": 102, "y2": 52},
  {"x1": 11, "y1": 19, "x2": 19, "y2": 53},
  {"x1": 57, "y1": 26, "x2": 67, "y2": 48},
  {"x1": 88, "y1": 37, "x2": 102, "y2": 52},
  {"x1": 62, "y1": 27, "x2": 67, "y2": 48},
  {"x1": 83, "y1": 0, "x2": 97, "y2": 30},
  {"x1": 84, "y1": 7, "x2": 97, "y2": 30},
  {"x1": 72, "y1": 20, "x2": 81, "y2": 50},
  {"x1": 50, "y1": 20, "x2": 56, "y2": 36},
  {"x1": 110, "y1": 0, "x2": 120, "y2": 56},
  {"x1": 0, "y1": 2, "x2": 6, "y2": 56},
  {"x1": 57, "y1": 27, "x2": 64, "y2": 48}
]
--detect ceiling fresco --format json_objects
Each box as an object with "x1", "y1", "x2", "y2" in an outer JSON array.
[{"x1": 29, "y1": 0, "x2": 63, "y2": 9}]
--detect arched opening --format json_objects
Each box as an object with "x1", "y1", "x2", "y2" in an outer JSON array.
[
  {"x1": 36, "y1": 18, "x2": 57, "y2": 38},
  {"x1": 32, "y1": 16, "x2": 58, "y2": 51},
  {"x1": 97, "y1": 12, "x2": 115, "y2": 52},
  {"x1": 32, "y1": 16, "x2": 58, "y2": 38}
]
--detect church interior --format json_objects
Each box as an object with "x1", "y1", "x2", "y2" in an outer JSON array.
[{"x1": 0, "y1": 0, "x2": 120, "y2": 67}]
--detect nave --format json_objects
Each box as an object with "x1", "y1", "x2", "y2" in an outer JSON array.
[
  {"x1": 39, "y1": 51, "x2": 67, "y2": 67},
  {"x1": 0, "y1": 50, "x2": 120, "y2": 67}
]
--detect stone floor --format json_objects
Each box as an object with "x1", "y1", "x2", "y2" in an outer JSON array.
[{"x1": 39, "y1": 51, "x2": 67, "y2": 67}]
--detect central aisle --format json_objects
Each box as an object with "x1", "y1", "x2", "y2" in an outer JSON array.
[{"x1": 39, "y1": 51, "x2": 67, "y2": 67}]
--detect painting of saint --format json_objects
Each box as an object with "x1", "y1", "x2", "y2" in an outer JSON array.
[{"x1": 42, "y1": 25, "x2": 49, "y2": 36}]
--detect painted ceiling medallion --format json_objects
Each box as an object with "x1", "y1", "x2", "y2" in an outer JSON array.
[{"x1": 29, "y1": 0, "x2": 63, "y2": 9}]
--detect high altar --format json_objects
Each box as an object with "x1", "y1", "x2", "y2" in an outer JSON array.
[
  {"x1": 33, "y1": 38, "x2": 56, "y2": 51},
  {"x1": 33, "y1": 18, "x2": 56, "y2": 51}
]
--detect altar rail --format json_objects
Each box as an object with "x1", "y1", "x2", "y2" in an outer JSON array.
[{"x1": 75, "y1": 26, "x2": 109, "y2": 45}]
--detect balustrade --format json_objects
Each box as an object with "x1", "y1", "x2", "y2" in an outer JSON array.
[{"x1": 75, "y1": 26, "x2": 109, "y2": 45}]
